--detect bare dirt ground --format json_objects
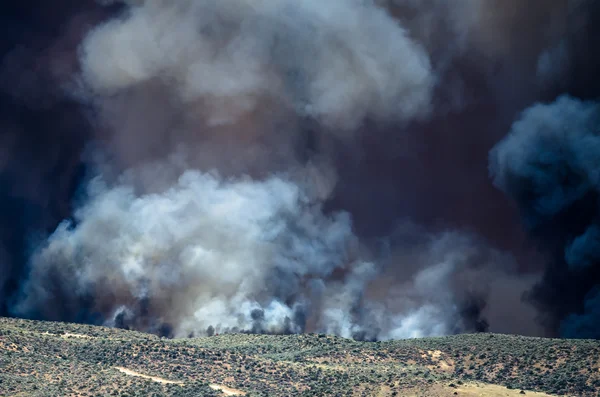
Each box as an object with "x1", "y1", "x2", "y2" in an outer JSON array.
[
  {"x1": 208, "y1": 383, "x2": 247, "y2": 396},
  {"x1": 40, "y1": 331, "x2": 92, "y2": 339},
  {"x1": 420, "y1": 382, "x2": 556, "y2": 397},
  {"x1": 114, "y1": 366, "x2": 184, "y2": 385}
]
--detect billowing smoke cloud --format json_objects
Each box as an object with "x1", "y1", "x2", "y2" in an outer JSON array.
[
  {"x1": 14, "y1": 0, "x2": 446, "y2": 339},
  {"x1": 1, "y1": 0, "x2": 599, "y2": 340},
  {"x1": 17, "y1": 169, "x2": 357, "y2": 336},
  {"x1": 370, "y1": 224, "x2": 543, "y2": 338},
  {"x1": 16, "y1": 166, "x2": 532, "y2": 339},
  {"x1": 490, "y1": 96, "x2": 600, "y2": 338},
  {"x1": 80, "y1": 0, "x2": 433, "y2": 129}
]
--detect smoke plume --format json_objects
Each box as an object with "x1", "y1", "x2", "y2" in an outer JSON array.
[
  {"x1": 16, "y1": 168, "x2": 531, "y2": 338},
  {"x1": 81, "y1": 0, "x2": 433, "y2": 128},
  {"x1": 490, "y1": 96, "x2": 600, "y2": 338},
  {"x1": 0, "y1": 0, "x2": 598, "y2": 340}
]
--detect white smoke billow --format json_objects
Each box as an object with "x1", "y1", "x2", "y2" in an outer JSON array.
[
  {"x1": 80, "y1": 0, "x2": 434, "y2": 130},
  {"x1": 14, "y1": 0, "x2": 549, "y2": 339},
  {"x1": 20, "y1": 170, "x2": 357, "y2": 336},
  {"x1": 18, "y1": 167, "x2": 526, "y2": 338}
]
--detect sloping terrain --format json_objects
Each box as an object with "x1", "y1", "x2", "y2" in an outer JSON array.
[{"x1": 1, "y1": 317, "x2": 599, "y2": 396}]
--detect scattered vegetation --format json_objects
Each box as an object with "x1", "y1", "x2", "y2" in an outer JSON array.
[{"x1": 1, "y1": 317, "x2": 598, "y2": 396}]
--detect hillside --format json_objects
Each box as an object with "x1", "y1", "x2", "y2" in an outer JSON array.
[{"x1": 1, "y1": 317, "x2": 599, "y2": 396}]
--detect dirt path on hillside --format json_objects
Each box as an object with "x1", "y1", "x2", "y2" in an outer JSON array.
[
  {"x1": 114, "y1": 366, "x2": 246, "y2": 395},
  {"x1": 40, "y1": 332, "x2": 93, "y2": 339},
  {"x1": 114, "y1": 367, "x2": 184, "y2": 384}
]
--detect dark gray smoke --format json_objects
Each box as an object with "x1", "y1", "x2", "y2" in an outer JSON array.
[
  {"x1": 0, "y1": 0, "x2": 598, "y2": 340},
  {"x1": 490, "y1": 96, "x2": 600, "y2": 338},
  {"x1": 0, "y1": 0, "x2": 122, "y2": 316}
]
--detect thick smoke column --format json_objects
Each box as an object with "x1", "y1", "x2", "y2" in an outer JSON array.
[
  {"x1": 13, "y1": 0, "x2": 527, "y2": 339},
  {"x1": 490, "y1": 96, "x2": 600, "y2": 338},
  {"x1": 2, "y1": 0, "x2": 598, "y2": 339}
]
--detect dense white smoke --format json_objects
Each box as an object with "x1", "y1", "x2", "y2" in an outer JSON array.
[
  {"x1": 19, "y1": 169, "x2": 356, "y2": 336},
  {"x1": 18, "y1": 166, "x2": 531, "y2": 338},
  {"x1": 13, "y1": 0, "x2": 551, "y2": 339},
  {"x1": 80, "y1": 0, "x2": 433, "y2": 130}
]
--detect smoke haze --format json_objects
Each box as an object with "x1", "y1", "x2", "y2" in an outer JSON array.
[{"x1": 0, "y1": 0, "x2": 598, "y2": 340}]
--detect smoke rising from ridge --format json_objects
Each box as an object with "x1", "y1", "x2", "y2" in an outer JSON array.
[
  {"x1": 15, "y1": 0, "x2": 447, "y2": 338},
  {"x1": 490, "y1": 96, "x2": 600, "y2": 338},
  {"x1": 0, "y1": 0, "x2": 598, "y2": 339},
  {"x1": 16, "y1": 167, "x2": 532, "y2": 338}
]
